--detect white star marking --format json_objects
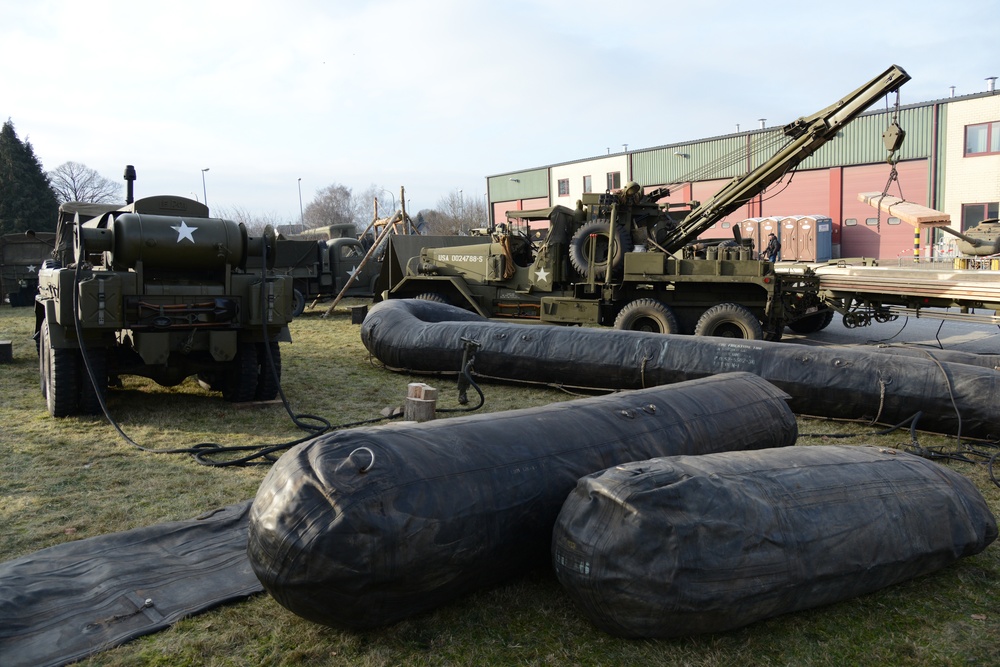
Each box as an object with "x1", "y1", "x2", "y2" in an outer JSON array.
[
  {"x1": 26, "y1": 264, "x2": 37, "y2": 273},
  {"x1": 534, "y1": 266, "x2": 550, "y2": 282},
  {"x1": 346, "y1": 267, "x2": 359, "y2": 279},
  {"x1": 171, "y1": 221, "x2": 198, "y2": 243}
]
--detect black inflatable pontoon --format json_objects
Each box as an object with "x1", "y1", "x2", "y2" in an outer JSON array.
[{"x1": 360, "y1": 299, "x2": 1000, "y2": 439}]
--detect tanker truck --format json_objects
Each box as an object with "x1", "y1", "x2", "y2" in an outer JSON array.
[{"x1": 34, "y1": 166, "x2": 294, "y2": 417}]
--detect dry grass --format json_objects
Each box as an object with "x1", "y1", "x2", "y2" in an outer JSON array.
[{"x1": 1, "y1": 300, "x2": 999, "y2": 666}]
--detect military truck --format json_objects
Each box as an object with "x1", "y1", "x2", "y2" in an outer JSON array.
[
  {"x1": 34, "y1": 166, "x2": 294, "y2": 417},
  {"x1": 1, "y1": 231, "x2": 56, "y2": 306},
  {"x1": 380, "y1": 65, "x2": 911, "y2": 340},
  {"x1": 266, "y1": 225, "x2": 382, "y2": 316}
]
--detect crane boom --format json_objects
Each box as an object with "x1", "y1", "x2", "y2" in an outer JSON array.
[{"x1": 657, "y1": 64, "x2": 911, "y2": 251}]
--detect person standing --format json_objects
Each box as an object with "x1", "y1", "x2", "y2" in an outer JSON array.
[{"x1": 764, "y1": 233, "x2": 781, "y2": 263}]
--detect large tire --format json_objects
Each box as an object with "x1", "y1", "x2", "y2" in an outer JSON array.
[
  {"x1": 255, "y1": 341, "x2": 282, "y2": 401},
  {"x1": 788, "y1": 310, "x2": 835, "y2": 334},
  {"x1": 42, "y1": 319, "x2": 80, "y2": 417},
  {"x1": 222, "y1": 343, "x2": 259, "y2": 403},
  {"x1": 694, "y1": 303, "x2": 764, "y2": 340},
  {"x1": 39, "y1": 322, "x2": 49, "y2": 399},
  {"x1": 569, "y1": 221, "x2": 633, "y2": 279},
  {"x1": 291, "y1": 289, "x2": 306, "y2": 318},
  {"x1": 414, "y1": 292, "x2": 449, "y2": 305},
  {"x1": 614, "y1": 299, "x2": 680, "y2": 334},
  {"x1": 79, "y1": 346, "x2": 108, "y2": 416}
]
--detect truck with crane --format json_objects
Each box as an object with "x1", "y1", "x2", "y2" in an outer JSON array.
[{"x1": 378, "y1": 65, "x2": 913, "y2": 340}]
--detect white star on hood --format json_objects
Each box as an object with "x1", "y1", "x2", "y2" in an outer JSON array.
[{"x1": 171, "y1": 221, "x2": 198, "y2": 243}]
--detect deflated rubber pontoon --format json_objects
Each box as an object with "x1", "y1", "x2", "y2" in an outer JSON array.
[
  {"x1": 360, "y1": 299, "x2": 1000, "y2": 439},
  {"x1": 552, "y1": 445, "x2": 997, "y2": 638},
  {"x1": 248, "y1": 373, "x2": 797, "y2": 629}
]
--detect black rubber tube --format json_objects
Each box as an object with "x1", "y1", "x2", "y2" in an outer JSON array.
[{"x1": 360, "y1": 299, "x2": 1000, "y2": 439}]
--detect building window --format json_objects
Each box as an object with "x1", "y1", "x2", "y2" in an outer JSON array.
[
  {"x1": 887, "y1": 217, "x2": 901, "y2": 225},
  {"x1": 965, "y1": 121, "x2": 1000, "y2": 155},
  {"x1": 844, "y1": 218, "x2": 857, "y2": 226},
  {"x1": 962, "y1": 203, "x2": 1000, "y2": 231},
  {"x1": 583, "y1": 175, "x2": 592, "y2": 193},
  {"x1": 606, "y1": 171, "x2": 621, "y2": 191},
  {"x1": 557, "y1": 179, "x2": 569, "y2": 197},
  {"x1": 865, "y1": 217, "x2": 879, "y2": 226}
]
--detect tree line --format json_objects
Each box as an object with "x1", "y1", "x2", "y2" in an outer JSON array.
[{"x1": 0, "y1": 118, "x2": 488, "y2": 238}]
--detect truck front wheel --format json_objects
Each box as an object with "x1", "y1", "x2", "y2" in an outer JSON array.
[
  {"x1": 41, "y1": 319, "x2": 81, "y2": 417},
  {"x1": 614, "y1": 299, "x2": 680, "y2": 334},
  {"x1": 694, "y1": 303, "x2": 764, "y2": 340}
]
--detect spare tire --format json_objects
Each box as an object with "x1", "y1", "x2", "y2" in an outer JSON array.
[{"x1": 569, "y1": 221, "x2": 633, "y2": 279}]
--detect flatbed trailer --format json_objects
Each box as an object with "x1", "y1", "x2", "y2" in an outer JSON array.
[{"x1": 791, "y1": 261, "x2": 1000, "y2": 327}]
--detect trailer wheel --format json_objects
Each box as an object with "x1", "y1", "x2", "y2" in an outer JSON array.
[
  {"x1": 255, "y1": 341, "x2": 282, "y2": 401},
  {"x1": 694, "y1": 303, "x2": 764, "y2": 340},
  {"x1": 222, "y1": 343, "x2": 259, "y2": 402},
  {"x1": 787, "y1": 310, "x2": 835, "y2": 334},
  {"x1": 291, "y1": 289, "x2": 306, "y2": 318},
  {"x1": 42, "y1": 319, "x2": 81, "y2": 417},
  {"x1": 614, "y1": 299, "x2": 680, "y2": 334},
  {"x1": 79, "y1": 346, "x2": 108, "y2": 415},
  {"x1": 569, "y1": 221, "x2": 633, "y2": 279}
]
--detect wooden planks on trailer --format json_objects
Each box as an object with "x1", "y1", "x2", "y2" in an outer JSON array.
[{"x1": 857, "y1": 192, "x2": 951, "y2": 227}]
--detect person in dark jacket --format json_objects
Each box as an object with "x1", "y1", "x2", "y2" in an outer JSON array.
[{"x1": 764, "y1": 233, "x2": 781, "y2": 262}]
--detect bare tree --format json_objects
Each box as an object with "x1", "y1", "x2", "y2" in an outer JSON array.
[
  {"x1": 303, "y1": 183, "x2": 355, "y2": 229},
  {"x1": 435, "y1": 189, "x2": 488, "y2": 235},
  {"x1": 213, "y1": 205, "x2": 288, "y2": 236},
  {"x1": 48, "y1": 162, "x2": 122, "y2": 204}
]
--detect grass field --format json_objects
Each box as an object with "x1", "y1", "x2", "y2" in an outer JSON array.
[{"x1": 2, "y1": 302, "x2": 999, "y2": 666}]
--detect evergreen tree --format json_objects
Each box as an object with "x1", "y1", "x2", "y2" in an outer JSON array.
[{"x1": 0, "y1": 119, "x2": 59, "y2": 235}]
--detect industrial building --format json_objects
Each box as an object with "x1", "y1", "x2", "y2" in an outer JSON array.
[{"x1": 487, "y1": 83, "x2": 1000, "y2": 261}]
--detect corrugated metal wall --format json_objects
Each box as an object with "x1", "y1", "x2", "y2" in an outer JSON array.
[
  {"x1": 802, "y1": 105, "x2": 933, "y2": 169},
  {"x1": 488, "y1": 169, "x2": 548, "y2": 203}
]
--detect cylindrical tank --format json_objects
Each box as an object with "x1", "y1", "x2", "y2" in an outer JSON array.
[{"x1": 107, "y1": 214, "x2": 249, "y2": 270}]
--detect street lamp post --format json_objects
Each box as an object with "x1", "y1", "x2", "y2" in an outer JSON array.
[
  {"x1": 298, "y1": 178, "x2": 304, "y2": 227},
  {"x1": 201, "y1": 168, "x2": 210, "y2": 206}
]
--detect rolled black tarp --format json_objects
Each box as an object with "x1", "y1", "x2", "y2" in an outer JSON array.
[
  {"x1": 360, "y1": 299, "x2": 1000, "y2": 439},
  {"x1": 551, "y1": 445, "x2": 998, "y2": 638},
  {"x1": 248, "y1": 373, "x2": 797, "y2": 629}
]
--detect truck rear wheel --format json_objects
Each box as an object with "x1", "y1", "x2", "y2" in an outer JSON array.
[
  {"x1": 614, "y1": 299, "x2": 680, "y2": 334},
  {"x1": 222, "y1": 343, "x2": 259, "y2": 402},
  {"x1": 569, "y1": 221, "x2": 633, "y2": 279},
  {"x1": 694, "y1": 303, "x2": 764, "y2": 340},
  {"x1": 255, "y1": 341, "x2": 281, "y2": 401},
  {"x1": 787, "y1": 310, "x2": 835, "y2": 334},
  {"x1": 41, "y1": 319, "x2": 81, "y2": 417},
  {"x1": 79, "y1": 347, "x2": 108, "y2": 415}
]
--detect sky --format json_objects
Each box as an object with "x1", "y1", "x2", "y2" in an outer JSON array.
[{"x1": 1, "y1": 0, "x2": 997, "y2": 224}]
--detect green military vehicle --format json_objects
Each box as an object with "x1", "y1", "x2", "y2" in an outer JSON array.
[
  {"x1": 34, "y1": 166, "x2": 294, "y2": 417},
  {"x1": 265, "y1": 224, "x2": 383, "y2": 316},
  {"x1": 380, "y1": 65, "x2": 911, "y2": 340},
  {"x1": 1, "y1": 231, "x2": 56, "y2": 307}
]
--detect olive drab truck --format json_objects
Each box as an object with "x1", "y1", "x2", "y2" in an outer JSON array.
[
  {"x1": 34, "y1": 166, "x2": 294, "y2": 417},
  {"x1": 380, "y1": 65, "x2": 912, "y2": 340}
]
